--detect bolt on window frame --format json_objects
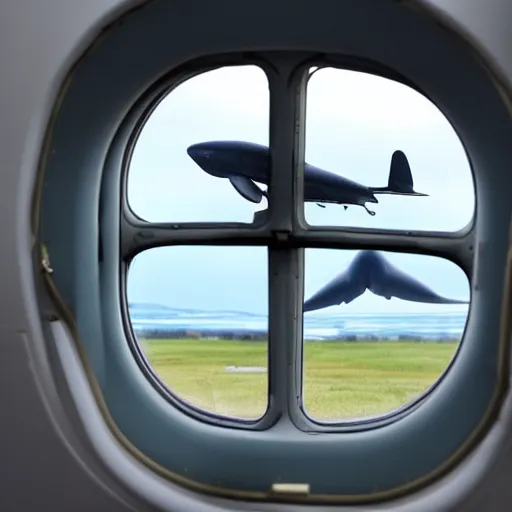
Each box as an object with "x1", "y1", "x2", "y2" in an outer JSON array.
[{"x1": 119, "y1": 54, "x2": 475, "y2": 433}]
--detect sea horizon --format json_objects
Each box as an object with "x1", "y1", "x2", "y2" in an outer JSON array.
[{"x1": 128, "y1": 302, "x2": 468, "y2": 341}]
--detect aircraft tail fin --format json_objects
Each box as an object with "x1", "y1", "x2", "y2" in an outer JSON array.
[{"x1": 370, "y1": 150, "x2": 428, "y2": 197}]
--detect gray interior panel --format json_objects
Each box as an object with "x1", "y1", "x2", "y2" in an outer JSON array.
[{"x1": 37, "y1": 0, "x2": 512, "y2": 502}]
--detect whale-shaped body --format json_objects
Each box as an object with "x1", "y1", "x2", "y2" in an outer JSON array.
[
  {"x1": 304, "y1": 251, "x2": 468, "y2": 312},
  {"x1": 186, "y1": 141, "x2": 427, "y2": 216}
]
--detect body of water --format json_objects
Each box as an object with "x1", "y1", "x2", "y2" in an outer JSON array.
[{"x1": 128, "y1": 303, "x2": 468, "y2": 340}]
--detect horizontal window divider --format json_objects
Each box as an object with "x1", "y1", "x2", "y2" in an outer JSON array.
[
  {"x1": 121, "y1": 224, "x2": 475, "y2": 270},
  {"x1": 293, "y1": 227, "x2": 474, "y2": 254},
  {"x1": 121, "y1": 224, "x2": 282, "y2": 261},
  {"x1": 294, "y1": 223, "x2": 474, "y2": 240}
]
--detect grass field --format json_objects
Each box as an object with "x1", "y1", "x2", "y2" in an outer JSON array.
[{"x1": 140, "y1": 338, "x2": 459, "y2": 420}]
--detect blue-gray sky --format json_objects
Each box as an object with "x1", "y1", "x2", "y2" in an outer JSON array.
[{"x1": 127, "y1": 66, "x2": 472, "y2": 314}]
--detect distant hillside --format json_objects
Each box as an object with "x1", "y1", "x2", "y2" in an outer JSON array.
[
  {"x1": 127, "y1": 301, "x2": 466, "y2": 342},
  {"x1": 128, "y1": 302, "x2": 261, "y2": 317}
]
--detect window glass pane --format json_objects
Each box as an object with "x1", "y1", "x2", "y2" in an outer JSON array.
[
  {"x1": 127, "y1": 65, "x2": 270, "y2": 223},
  {"x1": 126, "y1": 246, "x2": 268, "y2": 420},
  {"x1": 303, "y1": 248, "x2": 470, "y2": 421},
  {"x1": 304, "y1": 67, "x2": 474, "y2": 232}
]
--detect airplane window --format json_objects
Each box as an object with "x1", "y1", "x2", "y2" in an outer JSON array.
[
  {"x1": 123, "y1": 63, "x2": 476, "y2": 428},
  {"x1": 304, "y1": 67, "x2": 475, "y2": 232},
  {"x1": 126, "y1": 245, "x2": 269, "y2": 420},
  {"x1": 303, "y1": 249, "x2": 470, "y2": 421},
  {"x1": 38, "y1": 0, "x2": 510, "y2": 498},
  {"x1": 127, "y1": 65, "x2": 270, "y2": 224}
]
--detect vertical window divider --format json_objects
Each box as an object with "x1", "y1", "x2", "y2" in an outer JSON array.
[{"x1": 266, "y1": 62, "x2": 307, "y2": 421}]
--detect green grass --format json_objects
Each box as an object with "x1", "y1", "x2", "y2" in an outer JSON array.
[{"x1": 140, "y1": 338, "x2": 459, "y2": 421}]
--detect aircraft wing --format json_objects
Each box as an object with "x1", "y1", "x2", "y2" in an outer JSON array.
[
  {"x1": 376, "y1": 264, "x2": 468, "y2": 304},
  {"x1": 304, "y1": 272, "x2": 366, "y2": 312}
]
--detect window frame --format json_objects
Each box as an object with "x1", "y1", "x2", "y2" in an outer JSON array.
[
  {"x1": 120, "y1": 57, "x2": 475, "y2": 433},
  {"x1": 35, "y1": 0, "x2": 512, "y2": 502}
]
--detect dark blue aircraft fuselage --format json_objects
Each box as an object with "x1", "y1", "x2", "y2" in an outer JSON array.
[
  {"x1": 187, "y1": 140, "x2": 427, "y2": 215},
  {"x1": 187, "y1": 140, "x2": 377, "y2": 207}
]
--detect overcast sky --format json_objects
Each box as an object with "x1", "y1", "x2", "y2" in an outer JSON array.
[{"x1": 126, "y1": 66, "x2": 472, "y2": 315}]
